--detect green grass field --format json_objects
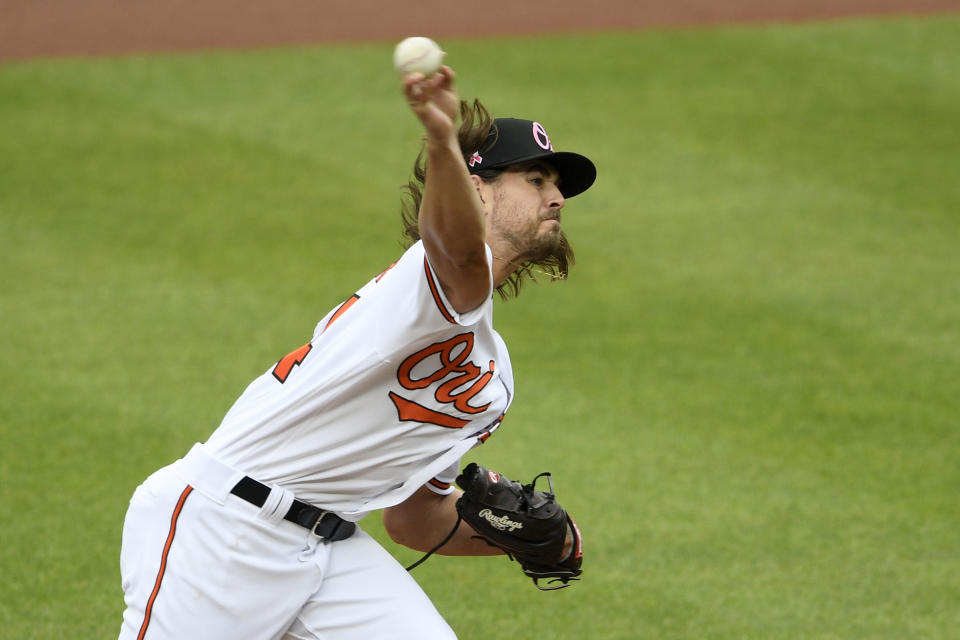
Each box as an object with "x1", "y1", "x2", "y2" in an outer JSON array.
[{"x1": 2, "y1": 14, "x2": 959, "y2": 639}]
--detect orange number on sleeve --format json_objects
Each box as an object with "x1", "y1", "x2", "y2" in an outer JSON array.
[
  {"x1": 270, "y1": 293, "x2": 362, "y2": 384},
  {"x1": 272, "y1": 343, "x2": 312, "y2": 383}
]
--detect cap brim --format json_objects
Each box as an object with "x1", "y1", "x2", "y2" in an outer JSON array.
[
  {"x1": 548, "y1": 152, "x2": 597, "y2": 199},
  {"x1": 483, "y1": 150, "x2": 596, "y2": 198}
]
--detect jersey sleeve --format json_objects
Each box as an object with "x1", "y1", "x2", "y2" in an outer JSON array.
[
  {"x1": 366, "y1": 241, "x2": 495, "y2": 357},
  {"x1": 421, "y1": 244, "x2": 494, "y2": 328},
  {"x1": 425, "y1": 459, "x2": 461, "y2": 496}
]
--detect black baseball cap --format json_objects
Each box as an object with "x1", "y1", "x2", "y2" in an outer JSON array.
[{"x1": 466, "y1": 118, "x2": 597, "y2": 198}]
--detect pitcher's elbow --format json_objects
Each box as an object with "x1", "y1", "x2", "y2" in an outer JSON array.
[{"x1": 382, "y1": 507, "x2": 419, "y2": 548}]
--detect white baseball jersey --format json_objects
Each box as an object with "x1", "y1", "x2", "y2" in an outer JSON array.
[{"x1": 203, "y1": 240, "x2": 513, "y2": 518}]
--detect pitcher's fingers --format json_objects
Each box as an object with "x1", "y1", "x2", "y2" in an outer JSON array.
[
  {"x1": 403, "y1": 74, "x2": 429, "y2": 103},
  {"x1": 435, "y1": 65, "x2": 455, "y2": 88},
  {"x1": 403, "y1": 71, "x2": 426, "y2": 87},
  {"x1": 420, "y1": 66, "x2": 454, "y2": 94}
]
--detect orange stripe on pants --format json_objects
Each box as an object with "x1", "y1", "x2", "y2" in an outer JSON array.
[{"x1": 136, "y1": 485, "x2": 193, "y2": 640}]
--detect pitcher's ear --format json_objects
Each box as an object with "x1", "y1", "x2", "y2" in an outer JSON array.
[{"x1": 470, "y1": 174, "x2": 485, "y2": 203}]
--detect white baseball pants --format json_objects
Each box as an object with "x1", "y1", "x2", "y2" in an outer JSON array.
[{"x1": 117, "y1": 445, "x2": 456, "y2": 639}]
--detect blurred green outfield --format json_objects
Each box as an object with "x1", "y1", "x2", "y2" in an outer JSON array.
[{"x1": 1, "y1": 14, "x2": 959, "y2": 639}]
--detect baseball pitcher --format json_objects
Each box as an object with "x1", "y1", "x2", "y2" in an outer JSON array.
[{"x1": 117, "y1": 62, "x2": 596, "y2": 639}]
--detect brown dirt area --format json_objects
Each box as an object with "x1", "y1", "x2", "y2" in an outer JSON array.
[{"x1": 2, "y1": 0, "x2": 960, "y2": 61}]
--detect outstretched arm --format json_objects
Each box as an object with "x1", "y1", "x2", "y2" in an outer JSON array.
[{"x1": 403, "y1": 67, "x2": 491, "y2": 314}]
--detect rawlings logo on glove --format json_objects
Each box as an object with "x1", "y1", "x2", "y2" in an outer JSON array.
[
  {"x1": 455, "y1": 463, "x2": 583, "y2": 590},
  {"x1": 479, "y1": 509, "x2": 524, "y2": 532}
]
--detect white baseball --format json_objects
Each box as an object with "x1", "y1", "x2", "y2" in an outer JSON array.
[{"x1": 393, "y1": 37, "x2": 445, "y2": 76}]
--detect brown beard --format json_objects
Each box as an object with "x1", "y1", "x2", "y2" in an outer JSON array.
[
  {"x1": 529, "y1": 228, "x2": 573, "y2": 277},
  {"x1": 494, "y1": 229, "x2": 574, "y2": 298}
]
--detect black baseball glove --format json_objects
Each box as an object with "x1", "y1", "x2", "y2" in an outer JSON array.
[{"x1": 455, "y1": 462, "x2": 582, "y2": 590}]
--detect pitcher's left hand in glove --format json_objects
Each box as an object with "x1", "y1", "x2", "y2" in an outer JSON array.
[{"x1": 455, "y1": 463, "x2": 583, "y2": 590}]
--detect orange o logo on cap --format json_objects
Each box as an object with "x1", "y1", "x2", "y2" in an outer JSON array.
[{"x1": 532, "y1": 122, "x2": 554, "y2": 151}]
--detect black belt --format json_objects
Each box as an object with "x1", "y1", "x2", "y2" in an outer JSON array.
[{"x1": 230, "y1": 476, "x2": 356, "y2": 542}]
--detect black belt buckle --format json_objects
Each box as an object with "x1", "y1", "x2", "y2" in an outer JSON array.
[
  {"x1": 311, "y1": 510, "x2": 334, "y2": 538},
  {"x1": 299, "y1": 507, "x2": 356, "y2": 542}
]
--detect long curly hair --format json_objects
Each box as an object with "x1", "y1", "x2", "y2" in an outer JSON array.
[{"x1": 399, "y1": 99, "x2": 574, "y2": 299}]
